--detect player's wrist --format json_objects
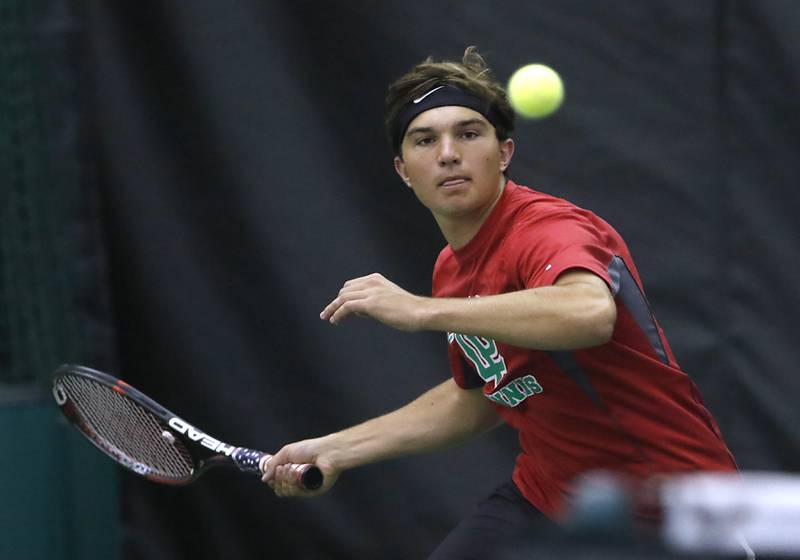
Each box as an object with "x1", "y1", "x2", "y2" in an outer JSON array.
[
  {"x1": 417, "y1": 295, "x2": 467, "y2": 333},
  {"x1": 415, "y1": 296, "x2": 443, "y2": 331},
  {"x1": 316, "y1": 433, "x2": 356, "y2": 472}
]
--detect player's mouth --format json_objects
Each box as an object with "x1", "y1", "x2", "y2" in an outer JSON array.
[{"x1": 438, "y1": 176, "x2": 471, "y2": 188}]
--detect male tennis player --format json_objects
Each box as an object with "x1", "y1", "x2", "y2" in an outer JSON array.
[{"x1": 262, "y1": 47, "x2": 737, "y2": 558}]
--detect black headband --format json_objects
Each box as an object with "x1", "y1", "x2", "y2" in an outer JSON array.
[{"x1": 391, "y1": 84, "x2": 502, "y2": 154}]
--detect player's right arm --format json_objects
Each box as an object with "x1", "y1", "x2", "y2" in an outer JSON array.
[{"x1": 261, "y1": 378, "x2": 500, "y2": 497}]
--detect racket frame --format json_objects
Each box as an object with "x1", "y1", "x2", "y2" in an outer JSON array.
[{"x1": 52, "y1": 364, "x2": 322, "y2": 489}]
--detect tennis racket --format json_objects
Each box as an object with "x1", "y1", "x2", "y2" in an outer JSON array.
[{"x1": 52, "y1": 364, "x2": 323, "y2": 490}]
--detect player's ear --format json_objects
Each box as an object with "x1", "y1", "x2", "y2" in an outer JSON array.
[
  {"x1": 394, "y1": 155, "x2": 412, "y2": 188},
  {"x1": 499, "y1": 138, "x2": 515, "y2": 172}
]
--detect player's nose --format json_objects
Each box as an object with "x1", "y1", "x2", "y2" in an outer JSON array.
[{"x1": 437, "y1": 136, "x2": 461, "y2": 166}]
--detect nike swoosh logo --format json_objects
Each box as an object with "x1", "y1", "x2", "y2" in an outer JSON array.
[{"x1": 413, "y1": 85, "x2": 445, "y2": 104}]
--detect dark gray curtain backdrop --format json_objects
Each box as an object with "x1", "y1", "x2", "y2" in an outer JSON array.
[{"x1": 78, "y1": 1, "x2": 799, "y2": 558}]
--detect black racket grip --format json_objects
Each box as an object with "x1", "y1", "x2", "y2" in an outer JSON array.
[{"x1": 232, "y1": 448, "x2": 324, "y2": 490}]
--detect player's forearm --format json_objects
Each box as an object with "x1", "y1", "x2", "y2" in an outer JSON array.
[
  {"x1": 320, "y1": 379, "x2": 499, "y2": 472},
  {"x1": 419, "y1": 279, "x2": 616, "y2": 350}
]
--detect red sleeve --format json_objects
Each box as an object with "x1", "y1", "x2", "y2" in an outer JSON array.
[{"x1": 511, "y1": 212, "x2": 614, "y2": 289}]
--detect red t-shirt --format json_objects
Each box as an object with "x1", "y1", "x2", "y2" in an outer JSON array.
[{"x1": 432, "y1": 180, "x2": 736, "y2": 519}]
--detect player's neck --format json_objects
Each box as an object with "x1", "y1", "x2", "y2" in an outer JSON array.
[{"x1": 436, "y1": 177, "x2": 506, "y2": 250}]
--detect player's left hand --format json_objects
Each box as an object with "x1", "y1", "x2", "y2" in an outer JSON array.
[{"x1": 320, "y1": 273, "x2": 429, "y2": 331}]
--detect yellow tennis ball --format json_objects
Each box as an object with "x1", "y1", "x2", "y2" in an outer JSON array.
[{"x1": 507, "y1": 64, "x2": 564, "y2": 119}]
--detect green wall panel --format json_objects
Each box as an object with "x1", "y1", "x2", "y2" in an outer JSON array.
[{"x1": 0, "y1": 399, "x2": 119, "y2": 560}]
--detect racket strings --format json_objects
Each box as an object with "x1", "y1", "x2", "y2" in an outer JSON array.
[{"x1": 60, "y1": 375, "x2": 194, "y2": 481}]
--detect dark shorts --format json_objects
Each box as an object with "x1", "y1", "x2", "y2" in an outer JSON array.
[
  {"x1": 427, "y1": 480, "x2": 554, "y2": 560},
  {"x1": 427, "y1": 481, "x2": 757, "y2": 559}
]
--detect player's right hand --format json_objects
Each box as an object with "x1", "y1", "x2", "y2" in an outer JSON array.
[{"x1": 260, "y1": 438, "x2": 339, "y2": 498}]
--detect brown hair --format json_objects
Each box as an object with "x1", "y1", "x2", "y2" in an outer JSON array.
[{"x1": 385, "y1": 47, "x2": 515, "y2": 155}]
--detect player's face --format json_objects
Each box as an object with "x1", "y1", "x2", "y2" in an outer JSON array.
[{"x1": 394, "y1": 106, "x2": 514, "y2": 225}]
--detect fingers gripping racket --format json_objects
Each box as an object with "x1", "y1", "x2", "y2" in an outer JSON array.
[{"x1": 52, "y1": 364, "x2": 323, "y2": 490}]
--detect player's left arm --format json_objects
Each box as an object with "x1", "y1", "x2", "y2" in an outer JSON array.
[{"x1": 320, "y1": 270, "x2": 616, "y2": 351}]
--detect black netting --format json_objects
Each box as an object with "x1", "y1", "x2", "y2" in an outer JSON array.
[{"x1": 0, "y1": 0, "x2": 100, "y2": 390}]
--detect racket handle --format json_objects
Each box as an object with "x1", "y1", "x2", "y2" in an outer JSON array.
[{"x1": 232, "y1": 448, "x2": 324, "y2": 490}]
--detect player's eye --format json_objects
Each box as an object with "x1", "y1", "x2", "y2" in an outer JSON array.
[
  {"x1": 416, "y1": 136, "x2": 436, "y2": 146},
  {"x1": 461, "y1": 130, "x2": 479, "y2": 140}
]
